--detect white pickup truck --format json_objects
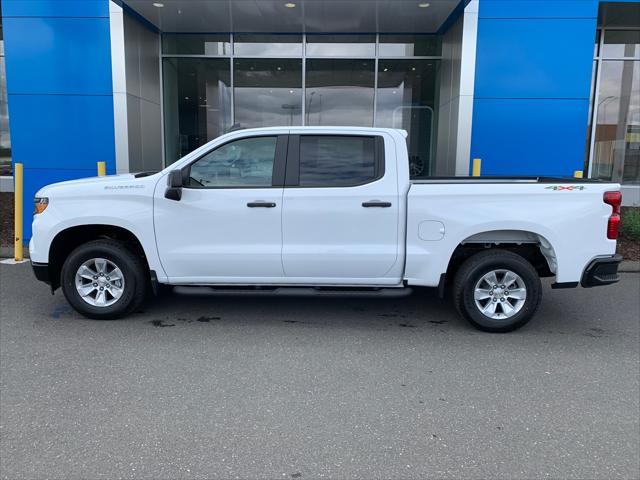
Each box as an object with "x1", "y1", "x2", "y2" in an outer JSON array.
[{"x1": 30, "y1": 127, "x2": 623, "y2": 332}]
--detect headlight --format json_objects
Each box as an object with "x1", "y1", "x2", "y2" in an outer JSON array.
[{"x1": 34, "y1": 197, "x2": 49, "y2": 215}]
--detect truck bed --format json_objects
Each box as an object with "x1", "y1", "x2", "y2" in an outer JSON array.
[
  {"x1": 404, "y1": 178, "x2": 618, "y2": 286},
  {"x1": 411, "y1": 176, "x2": 611, "y2": 184}
]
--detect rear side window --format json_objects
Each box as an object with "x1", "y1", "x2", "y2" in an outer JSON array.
[{"x1": 298, "y1": 135, "x2": 380, "y2": 187}]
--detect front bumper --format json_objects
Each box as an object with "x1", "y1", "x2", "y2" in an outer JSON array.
[
  {"x1": 581, "y1": 254, "x2": 623, "y2": 288},
  {"x1": 31, "y1": 261, "x2": 51, "y2": 285}
]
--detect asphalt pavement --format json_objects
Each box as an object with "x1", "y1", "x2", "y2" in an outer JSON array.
[{"x1": 1, "y1": 263, "x2": 639, "y2": 479}]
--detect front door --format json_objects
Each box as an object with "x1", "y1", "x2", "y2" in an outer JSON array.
[
  {"x1": 281, "y1": 132, "x2": 402, "y2": 284},
  {"x1": 154, "y1": 134, "x2": 287, "y2": 283}
]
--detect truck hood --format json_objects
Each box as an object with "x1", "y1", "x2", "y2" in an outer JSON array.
[{"x1": 35, "y1": 173, "x2": 147, "y2": 197}]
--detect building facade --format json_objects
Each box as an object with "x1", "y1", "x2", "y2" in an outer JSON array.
[{"x1": 0, "y1": 0, "x2": 638, "y2": 241}]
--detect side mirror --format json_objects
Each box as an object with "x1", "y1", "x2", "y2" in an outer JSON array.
[{"x1": 165, "y1": 170, "x2": 183, "y2": 201}]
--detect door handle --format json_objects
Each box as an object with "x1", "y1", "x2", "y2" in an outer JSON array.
[
  {"x1": 362, "y1": 201, "x2": 392, "y2": 208},
  {"x1": 247, "y1": 201, "x2": 276, "y2": 208}
]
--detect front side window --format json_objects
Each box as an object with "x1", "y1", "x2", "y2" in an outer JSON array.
[
  {"x1": 188, "y1": 136, "x2": 277, "y2": 187},
  {"x1": 298, "y1": 135, "x2": 378, "y2": 187}
]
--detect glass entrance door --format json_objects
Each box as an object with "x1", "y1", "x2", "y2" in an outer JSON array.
[{"x1": 161, "y1": 33, "x2": 443, "y2": 168}]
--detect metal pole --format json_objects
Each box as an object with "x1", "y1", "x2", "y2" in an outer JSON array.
[
  {"x1": 472, "y1": 158, "x2": 481, "y2": 177},
  {"x1": 14, "y1": 163, "x2": 23, "y2": 262}
]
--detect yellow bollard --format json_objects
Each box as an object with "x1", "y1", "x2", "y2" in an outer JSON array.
[
  {"x1": 573, "y1": 170, "x2": 584, "y2": 179},
  {"x1": 97, "y1": 161, "x2": 106, "y2": 177},
  {"x1": 14, "y1": 163, "x2": 23, "y2": 262},
  {"x1": 472, "y1": 158, "x2": 482, "y2": 177}
]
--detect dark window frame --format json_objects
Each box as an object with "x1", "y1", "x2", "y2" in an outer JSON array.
[
  {"x1": 181, "y1": 134, "x2": 289, "y2": 189},
  {"x1": 284, "y1": 134, "x2": 385, "y2": 188}
]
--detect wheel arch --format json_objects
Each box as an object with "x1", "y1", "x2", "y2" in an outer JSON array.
[
  {"x1": 445, "y1": 229, "x2": 558, "y2": 286},
  {"x1": 48, "y1": 224, "x2": 150, "y2": 291}
]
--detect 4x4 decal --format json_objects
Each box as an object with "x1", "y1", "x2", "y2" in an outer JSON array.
[{"x1": 545, "y1": 185, "x2": 585, "y2": 191}]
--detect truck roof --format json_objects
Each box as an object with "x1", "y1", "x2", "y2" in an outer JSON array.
[{"x1": 227, "y1": 125, "x2": 409, "y2": 137}]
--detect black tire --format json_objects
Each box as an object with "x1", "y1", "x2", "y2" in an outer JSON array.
[
  {"x1": 60, "y1": 239, "x2": 148, "y2": 320},
  {"x1": 452, "y1": 249, "x2": 542, "y2": 333}
]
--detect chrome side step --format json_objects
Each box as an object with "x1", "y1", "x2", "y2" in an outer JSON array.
[{"x1": 173, "y1": 286, "x2": 413, "y2": 298}]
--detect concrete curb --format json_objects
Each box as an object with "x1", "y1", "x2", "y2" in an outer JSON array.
[
  {"x1": 1, "y1": 247, "x2": 638, "y2": 271},
  {"x1": 619, "y1": 260, "x2": 640, "y2": 272},
  {"x1": 0, "y1": 246, "x2": 29, "y2": 260}
]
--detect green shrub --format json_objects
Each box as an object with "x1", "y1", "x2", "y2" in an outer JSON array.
[{"x1": 621, "y1": 207, "x2": 640, "y2": 240}]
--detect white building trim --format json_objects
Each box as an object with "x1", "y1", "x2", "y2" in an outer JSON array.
[
  {"x1": 455, "y1": 0, "x2": 479, "y2": 176},
  {"x1": 109, "y1": 1, "x2": 130, "y2": 174}
]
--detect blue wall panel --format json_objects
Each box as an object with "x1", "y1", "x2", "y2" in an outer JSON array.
[
  {"x1": 469, "y1": 0, "x2": 599, "y2": 177},
  {"x1": 471, "y1": 98, "x2": 590, "y2": 176},
  {"x1": 473, "y1": 19, "x2": 597, "y2": 99},
  {"x1": 1, "y1": 0, "x2": 109, "y2": 18},
  {"x1": 478, "y1": 0, "x2": 599, "y2": 18},
  {"x1": 3, "y1": 17, "x2": 114, "y2": 95},
  {"x1": 8, "y1": 95, "x2": 116, "y2": 170},
  {"x1": 3, "y1": 0, "x2": 114, "y2": 241}
]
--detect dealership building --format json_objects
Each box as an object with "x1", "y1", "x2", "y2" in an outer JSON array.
[{"x1": 0, "y1": 0, "x2": 639, "y2": 239}]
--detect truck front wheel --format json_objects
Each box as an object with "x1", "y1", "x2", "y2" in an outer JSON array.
[
  {"x1": 452, "y1": 250, "x2": 542, "y2": 332},
  {"x1": 60, "y1": 240, "x2": 147, "y2": 319}
]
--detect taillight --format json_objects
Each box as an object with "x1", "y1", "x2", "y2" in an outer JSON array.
[{"x1": 603, "y1": 191, "x2": 622, "y2": 240}]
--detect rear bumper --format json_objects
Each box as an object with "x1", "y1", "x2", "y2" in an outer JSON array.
[
  {"x1": 31, "y1": 261, "x2": 51, "y2": 285},
  {"x1": 581, "y1": 254, "x2": 623, "y2": 288}
]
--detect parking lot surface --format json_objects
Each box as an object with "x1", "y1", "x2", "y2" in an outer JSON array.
[{"x1": 1, "y1": 263, "x2": 639, "y2": 479}]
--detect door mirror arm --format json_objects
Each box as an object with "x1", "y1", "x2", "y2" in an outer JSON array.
[{"x1": 165, "y1": 170, "x2": 183, "y2": 201}]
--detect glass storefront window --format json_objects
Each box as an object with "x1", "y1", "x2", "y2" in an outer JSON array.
[
  {"x1": 234, "y1": 34, "x2": 302, "y2": 56},
  {"x1": 234, "y1": 59, "x2": 302, "y2": 128},
  {"x1": 305, "y1": 59, "x2": 375, "y2": 126},
  {"x1": 161, "y1": 34, "x2": 442, "y2": 166},
  {"x1": 379, "y1": 34, "x2": 442, "y2": 57},
  {"x1": 162, "y1": 34, "x2": 231, "y2": 55},
  {"x1": 588, "y1": 5, "x2": 640, "y2": 185},
  {"x1": 591, "y1": 60, "x2": 640, "y2": 184},
  {"x1": 376, "y1": 60, "x2": 440, "y2": 178},
  {"x1": 599, "y1": 2, "x2": 640, "y2": 28},
  {"x1": 602, "y1": 30, "x2": 640, "y2": 58},
  {"x1": 162, "y1": 58, "x2": 232, "y2": 164},
  {"x1": 584, "y1": 61, "x2": 598, "y2": 174},
  {"x1": 306, "y1": 35, "x2": 375, "y2": 57}
]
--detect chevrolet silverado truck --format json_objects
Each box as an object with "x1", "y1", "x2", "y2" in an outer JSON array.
[{"x1": 30, "y1": 127, "x2": 623, "y2": 332}]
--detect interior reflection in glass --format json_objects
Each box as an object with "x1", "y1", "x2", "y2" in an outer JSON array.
[
  {"x1": 189, "y1": 136, "x2": 277, "y2": 187},
  {"x1": 162, "y1": 58, "x2": 232, "y2": 165},
  {"x1": 305, "y1": 59, "x2": 375, "y2": 127},
  {"x1": 299, "y1": 136, "x2": 376, "y2": 187},
  {"x1": 234, "y1": 59, "x2": 302, "y2": 129}
]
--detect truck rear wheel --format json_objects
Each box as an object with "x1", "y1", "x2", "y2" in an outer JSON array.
[
  {"x1": 60, "y1": 240, "x2": 147, "y2": 319},
  {"x1": 452, "y1": 249, "x2": 542, "y2": 332}
]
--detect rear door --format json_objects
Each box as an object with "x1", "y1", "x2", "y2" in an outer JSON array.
[{"x1": 281, "y1": 131, "x2": 402, "y2": 284}]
